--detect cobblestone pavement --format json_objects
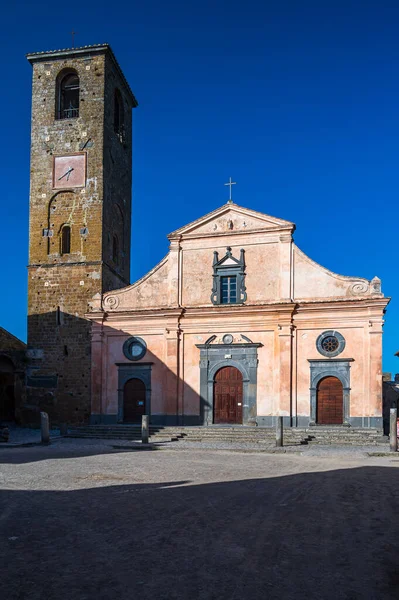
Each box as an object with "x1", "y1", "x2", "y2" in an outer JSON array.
[{"x1": 1, "y1": 439, "x2": 399, "y2": 600}]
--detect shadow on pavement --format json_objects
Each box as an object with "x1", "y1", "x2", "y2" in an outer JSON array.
[{"x1": 1, "y1": 465, "x2": 399, "y2": 599}]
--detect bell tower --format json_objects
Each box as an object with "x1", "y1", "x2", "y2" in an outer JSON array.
[{"x1": 26, "y1": 44, "x2": 138, "y2": 423}]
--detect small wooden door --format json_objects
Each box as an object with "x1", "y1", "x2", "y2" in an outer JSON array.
[
  {"x1": 214, "y1": 367, "x2": 243, "y2": 424},
  {"x1": 123, "y1": 378, "x2": 146, "y2": 423},
  {"x1": 317, "y1": 376, "x2": 343, "y2": 424}
]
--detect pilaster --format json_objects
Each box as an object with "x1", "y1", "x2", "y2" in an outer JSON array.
[
  {"x1": 90, "y1": 322, "x2": 104, "y2": 422},
  {"x1": 368, "y1": 316, "x2": 384, "y2": 419},
  {"x1": 277, "y1": 322, "x2": 294, "y2": 418},
  {"x1": 279, "y1": 233, "x2": 293, "y2": 300},
  {"x1": 168, "y1": 239, "x2": 181, "y2": 307},
  {"x1": 164, "y1": 316, "x2": 182, "y2": 423}
]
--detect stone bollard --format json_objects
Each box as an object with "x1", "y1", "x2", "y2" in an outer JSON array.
[
  {"x1": 390, "y1": 408, "x2": 397, "y2": 452},
  {"x1": 142, "y1": 414, "x2": 149, "y2": 444},
  {"x1": 276, "y1": 416, "x2": 283, "y2": 447},
  {"x1": 40, "y1": 412, "x2": 50, "y2": 445}
]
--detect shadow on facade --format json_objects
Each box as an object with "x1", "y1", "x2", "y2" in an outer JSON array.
[
  {"x1": 26, "y1": 310, "x2": 94, "y2": 426},
  {"x1": 26, "y1": 310, "x2": 210, "y2": 427},
  {"x1": 1, "y1": 465, "x2": 399, "y2": 599},
  {"x1": 0, "y1": 354, "x2": 26, "y2": 424}
]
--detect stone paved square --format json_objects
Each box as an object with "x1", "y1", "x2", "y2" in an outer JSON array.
[{"x1": 1, "y1": 440, "x2": 399, "y2": 600}]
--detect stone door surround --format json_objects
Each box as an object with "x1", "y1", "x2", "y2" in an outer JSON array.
[
  {"x1": 308, "y1": 359, "x2": 353, "y2": 425},
  {"x1": 196, "y1": 341, "x2": 261, "y2": 426},
  {"x1": 116, "y1": 363, "x2": 152, "y2": 423}
]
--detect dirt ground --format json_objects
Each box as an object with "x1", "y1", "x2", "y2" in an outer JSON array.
[{"x1": 1, "y1": 440, "x2": 399, "y2": 600}]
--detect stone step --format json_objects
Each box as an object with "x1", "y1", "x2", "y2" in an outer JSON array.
[
  {"x1": 68, "y1": 428, "x2": 383, "y2": 437},
  {"x1": 66, "y1": 425, "x2": 387, "y2": 446}
]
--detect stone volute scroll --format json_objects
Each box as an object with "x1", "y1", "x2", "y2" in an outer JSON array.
[
  {"x1": 103, "y1": 295, "x2": 119, "y2": 310},
  {"x1": 210, "y1": 247, "x2": 247, "y2": 305}
]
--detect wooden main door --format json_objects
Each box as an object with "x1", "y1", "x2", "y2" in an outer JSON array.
[
  {"x1": 317, "y1": 376, "x2": 343, "y2": 424},
  {"x1": 123, "y1": 378, "x2": 146, "y2": 423},
  {"x1": 214, "y1": 367, "x2": 243, "y2": 424}
]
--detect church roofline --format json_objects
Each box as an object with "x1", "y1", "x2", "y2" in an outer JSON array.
[
  {"x1": 26, "y1": 43, "x2": 138, "y2": 107},
  {"x1": 167, "y1": 201, "x2": 296, "y2": 239}
]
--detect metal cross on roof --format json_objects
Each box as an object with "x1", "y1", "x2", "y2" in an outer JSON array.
[
  {"x1": 70, "y1": 30, "x2": 78, "y2": 48},
  {"x1": 224, "y1": 177, "x2": 236, "y2": 203}
]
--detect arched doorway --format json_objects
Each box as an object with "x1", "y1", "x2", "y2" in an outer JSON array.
[
  {"x1": 0, "y1": 356, "x2": 16, "y2": 421},
  {"x1": 214, "y1": 366, "x2": 243, "y2": 424},
  {"x1": 123, "y1": 378, "x2": 146, "y2": 423},
  {"x1": 317, "y1": 376, "x2": 343, "y2": 424}
]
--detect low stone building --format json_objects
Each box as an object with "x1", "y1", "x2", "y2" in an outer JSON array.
[
  {"x1": 0, "y1": 327, "x2": 26, "y2": 423},
  {"x1": 88, "y1": 201, "x2": 389, "y2": 428},
  {"x1": 382, "y1": 372, "x2": 399, "y2": 434}
]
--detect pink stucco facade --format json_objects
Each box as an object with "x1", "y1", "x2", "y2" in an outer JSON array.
[{"x1": 87, "y1": 202, "x2": 389, "y2": 428}]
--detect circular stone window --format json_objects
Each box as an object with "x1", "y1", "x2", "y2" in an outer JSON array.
[
  {"x1": 316, "y1": 331, "x2": 345, "y2": 358},
  {"x1": 222, "y1": 334, "x2": 234, "y2": 345},
  {"x1": 123, "y1": 337, "x2": 147, "y2": 361}
]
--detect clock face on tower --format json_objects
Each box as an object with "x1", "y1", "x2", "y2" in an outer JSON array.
[{"x1": 53, "y1": 153, "x2": 86, "y2": 189}]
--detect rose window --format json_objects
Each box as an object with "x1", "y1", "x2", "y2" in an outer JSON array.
[{"x1": 321, "y1": 336, "x2": 339, "y2": 354}]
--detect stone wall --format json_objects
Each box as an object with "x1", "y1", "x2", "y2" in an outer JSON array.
[
  {"x1": 26, "y1": 45, "x2": 137, "y2": 423},
  {"x1": 0, "y1": 328, "x2": 26, "y2": 423}
]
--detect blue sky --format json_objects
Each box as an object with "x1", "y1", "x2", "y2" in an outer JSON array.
[{"x1": 1, "y1": 0, "x2": 398, "y2": 372}]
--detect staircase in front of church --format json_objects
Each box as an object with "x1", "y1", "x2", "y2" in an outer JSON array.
[{"x1": 66, "y1": 425, "x2": 389, "y2": 446}]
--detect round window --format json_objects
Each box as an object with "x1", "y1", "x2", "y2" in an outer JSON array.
[
  {"x1": 123, "y1": 337, "x2": 147, "y2": 361},
  {"x1": 321, "y1": 336, "x2": 339, "y2": 353},
  {"x1": 316, "y1": 331, "x2": 345, "y2": 358},
  {"x1": 222, "y1": 334, "x2": 234, "y2": 345}
]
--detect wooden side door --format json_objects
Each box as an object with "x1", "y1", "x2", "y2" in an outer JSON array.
[
  {"x1": 214, "y1": 367, "x2": 243, "y2": 424},
  {"x1": 123, "y1": 378, "x2": 146, "y2": 423},
  {"x1": 317, "y1": 376, "x2": 343, "y2": 424}
]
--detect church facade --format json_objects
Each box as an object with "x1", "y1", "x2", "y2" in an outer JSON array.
[
  {"x1": 24, "y1": 43, "x2": 389, "y2": 429},
  {"x1": 88, "y1": 203, "x2": 389, "y2": 428}
]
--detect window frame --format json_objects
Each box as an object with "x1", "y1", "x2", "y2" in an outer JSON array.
[
  {"x1": 56, "y1": 69, "x2": 80, "y2": 120},
  {"x1": 211, "y1": 247, "x2": 247, "y2": 305},
  {"x1": 60, "y1": 225, "x2": 71, "y2": 255},
  {"x1": 220, "y1": 275, "x2": 237, "y2": 304}
]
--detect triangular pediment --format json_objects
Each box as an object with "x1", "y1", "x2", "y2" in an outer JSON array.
[
  {"x1": 168, "y1": 202, "x2": 295, "y2": 239},
  {"x1": 219, "y1": 256, "x2": 237, "y2": 266}
]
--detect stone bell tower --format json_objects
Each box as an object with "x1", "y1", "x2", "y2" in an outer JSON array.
[{"x1": 26, "y1": 44, "x2": 138, "y2": 423}]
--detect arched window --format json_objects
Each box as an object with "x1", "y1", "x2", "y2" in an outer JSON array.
[
  {"x1": 114, "y1": 89, "x2": 125, "y2": 140},
  {"x1": 57, "y1": 71, "x2": 79, "y2": 120},
  {"x1": 61, "y1": 225, "x2": 71, "y2": 254},
  {"x1": 112, "y1": 234, "x2": 119, "y2": 265}
]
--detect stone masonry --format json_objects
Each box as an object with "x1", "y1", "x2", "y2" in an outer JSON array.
[{"x1": 26, "y1": 44, "x2": 137, "y2": 424}]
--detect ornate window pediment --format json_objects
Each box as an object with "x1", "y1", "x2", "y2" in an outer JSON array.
[{"x1": 210, "y1": 247, "x2": 247, "y2": 305}]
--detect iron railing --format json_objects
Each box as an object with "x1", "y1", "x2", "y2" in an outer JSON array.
[{"x1": 57, "y1": 107, "x2": 79, "y2": 120}]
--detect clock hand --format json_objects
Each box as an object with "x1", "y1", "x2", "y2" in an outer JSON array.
[{"x1": 58, "y1": 167, "x2": 74, "y2": 181}]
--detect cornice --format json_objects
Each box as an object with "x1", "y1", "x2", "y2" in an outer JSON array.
[
  {"x1": 172, "y1": 226, "x2": 294, "y2": 243},
  {"x1": 294, "y1": 297, "x2": 390, "y2": 312}
]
